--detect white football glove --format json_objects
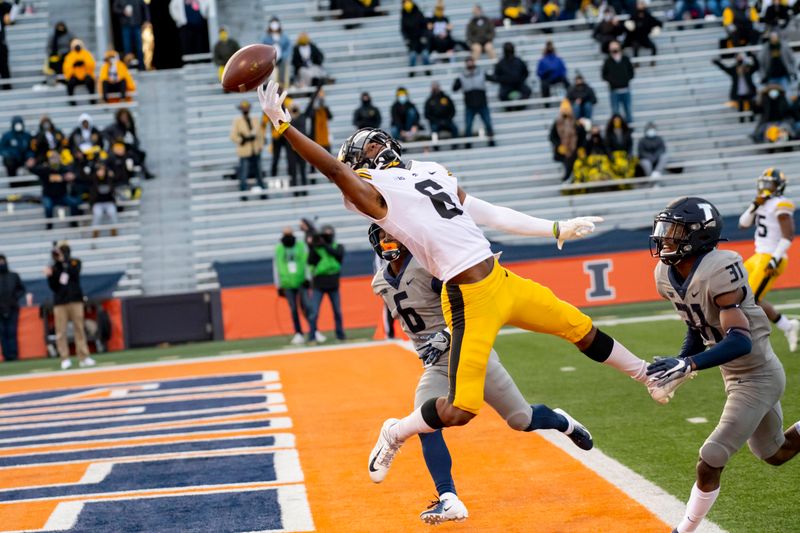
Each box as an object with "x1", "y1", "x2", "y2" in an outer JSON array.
[
  {"x1": 257, "y1": 80, "x2": 291, "y2": 132},
  {"x1": 555, "y1": 216, "x2": 603, "y2": 250}
]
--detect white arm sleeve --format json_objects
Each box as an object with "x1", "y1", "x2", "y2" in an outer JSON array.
[
  {"x1": 463, "y1": 195, "x2": 555, "y2": 238},
  {"x1": 738, "y1": 205, "x2": 757, "y2": 228},
  {"x1": 773, "y1": 237, "x2": 792, "y2": 260}
]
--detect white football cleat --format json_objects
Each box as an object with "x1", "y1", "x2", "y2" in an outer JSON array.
[
  {"x1": 60, "y1": 358, "x2": 72, "y2": 370},
  {"x1": 647, "y1": 371, "x2": 697, "y2": 404},
  {"x1": 314, "y1": 331, "x2": 327, "y2": 343},
  {"x1": 368, "y1": 418, "x2": 402, "y2": 483},
  {"x1": 786, "y1": 319, "x2": 799, "y2": 353},
  {"x1": 290, "y1": 333, "x2": 305, "y2": 345},
  {"x1": 79, "y1": 356, "x2": 96, "y2": 368},
  {"x1": 420, "y1": 492, "x2": 468, "y2": 525}
]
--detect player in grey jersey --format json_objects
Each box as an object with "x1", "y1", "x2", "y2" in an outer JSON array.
[
  {"x1": 646, "y1": 197, "x2": 800, "y2": 533},
  {"x1": 368, "y1": 223, "x2": 592, "y2": 525}
]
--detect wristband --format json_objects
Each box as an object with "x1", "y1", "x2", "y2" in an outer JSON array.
[
  {"x1": 553, "y1": 221, "x2": 560, "y2": 239},
  {"x1": 276, "y1": 121, "x2": 290, "y2": 135}
]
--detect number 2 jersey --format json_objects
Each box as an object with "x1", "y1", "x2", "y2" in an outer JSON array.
[
  {"x1": 372, "y1": 255, "x2": 447, "y2": 356},
  {"x1": 654, "y1": 249, "x2": 778, "y2": 378},
  {"x1": 753, "y1": 195, "x2": 795, "y2": 255},
  {"x1": 344, "y1": 160, "x2": 493, "y2": 283}
]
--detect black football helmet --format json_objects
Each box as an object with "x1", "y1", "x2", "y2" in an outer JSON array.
[
  {"x1": 368, "y1": 223, "x2": 403, "y2": 261},
  {"x1": 650, "y1": 197, "x2": 723, "y2": 265},
  {"x1": 338, "y1": 128, "x2": 402, "y2": 170},
  {"x1": 757, "y1": 167, "x2": 787, "y2": 196}
]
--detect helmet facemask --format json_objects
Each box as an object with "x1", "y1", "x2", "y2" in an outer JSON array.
[
  {"x1": 338, "y1": 129, "x2": 402, "y2": 170},
  {"x1": 650, "y1": 218, "x2": 691, "y2": 265},
  {"x1": 368, "y1": 223, "x2": 403, "y2": 261}
]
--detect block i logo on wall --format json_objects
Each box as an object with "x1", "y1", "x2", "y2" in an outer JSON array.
[{"x1": 583, "y1": 260, "x2": 616, "y2": 301}]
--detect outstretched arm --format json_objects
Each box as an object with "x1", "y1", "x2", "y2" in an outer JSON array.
[{"x1": 258, "y1": 82, "x2": 385, "y2": 219}]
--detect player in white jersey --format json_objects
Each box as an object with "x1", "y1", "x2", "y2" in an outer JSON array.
[
  {"x1": 738, "y1": 168, "x2": 798, "y2": 351},
  {"x1": 647, "y1": 197, "x2": 800, "y2": 533},
  {"x1": 257, "y1": 81, "x2": 690, "y2": 491},
  {"x1": 369, "y1": 223, "x2": 592, "y2": 524}
]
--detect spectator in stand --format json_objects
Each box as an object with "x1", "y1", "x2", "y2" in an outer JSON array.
[
  {"x1": 593, "y1": 8, "x2": 624, "y2": 54},
  {"x1": 712, "y1": 53, "x2": 759, "y2": 122},
  {"x1": 310, "y1": 88, "x2": 333, "y2": 154},
  {"x1": 453, "y1": 56, "x2": 495, "y2": 146},
  {"x1": 98, "y1": 50, "x2": 136, "y2": 103},
  {"x1": 112, "y1": 0, "x2": 148, "y2": 70},
  {"x1": 721, "y1": 0, "x2": 759, "y2": 47},
  {"x1": 213, "y1": 26, "x2": 240, "y2": 82},
  {"x1": 401, "y1": 0, "x2": 430, "y2": 74},
  {"x1": 759, "y1": 32, "x2": 796, "y2": 91},
  {"x1": 63, "y1": 39, "x2": 97, "y2": 105},
  {"x1": 602, "y1": 42, "x2": 635, "y2": 123},
  {"x1": 291, "y1": 33, "x2": 327, "y2": 88},
  {"x1": 761, "y1": 0, "x2": 792, "y2": 31},
  {"x1": 352, "y1": 91, "x2": 382, "y2": 129},
  {"x1": 466, "y1": 4, "x2": 495, "y2": 60},
  {"x1": 269, "y1": 88, "x2": 295, "y2": 178},
  {"x1": 169, "y1": 0, "x2": 211, "y2": 60},
  {"x1": 572, "y1": 124, "x2": 614, "y2": 185},
  {"x1": 31, "y1": 116, "x2": 67, "y2": 164},
  {"x1": 502, "y1": 0, "x2": 531, "y2": 24},
  {"x1": 106, "y1": 140, "x2": 141, "y2": 199},
  {"x1": 672, "y1": 0, "x2": 704, "y2": 20},
  {"x1": 604, "y1": 113, "x2": 638, "y2": 179},
  {"x1": 622, "y1": 1, "x2": 662, "y2": 58},
  {"x1": 69, "y1": 113, "x2": 103, "y2": 156},
  {"x1": 0, "y1": 0, "x2": 18, "y2": 90},
  {"x1": 262, "y1": 17, "x2": 291, "y2": 87},
  {"x1": 566, "y1": 74, "x2": 597, "y2": 120},
  {"x1": 537, "y1": 40, "x2": 569, "y2": 99},
  {"x1": 490, "y1": 42, "x2": 532, "y2": 102},
  {"x1": 307, "y1": 224, "x2": 345, "y2": 343},
  {"x1": 286, "y1": 103, "x2": 309, "y2": 193},
  {"x1": 31, "y1": 151, "x2": 81, "y2": 229},
  {"x1": 274, "y1": 227, "x2": 311, "y2": 346},
  {"x1": 390, "y1": 87, "x2": 423, "y2": 141},
  {"x1": 47, "y1": 242, "x2": 95, "y2": 370},
  {"x1": 340, "y1": 0, "x2": 381, "y2": 18},
  {"x1": 0, "y1": 253, "x2": 25, "y2": 362},
  {"x1": 230, "y1": 100, "x2": 266, "y2": 201},
  {"x1": 425, "y1": 81, "x2": 458, "y2": 144},
  {"x1": 45, "y1": 22, "x2": 74, "y2": 83},
  {"x1": 0, "y1": 116, "x2": 33, "y2": 179},
  {"x1": 89, "y1": 161, "x2": 118, "y2": 238},
  {"x1": 549, "y1": 100, "x2": 585, "y2": 181},
  {"x1": 540, "y1": 0, "x2": 562, "y2": 22},
  {"x1": 103, "y1": 108, "x2": 153, "y2": 179},
  {"x1": 637, "y1": 121, "x2": 668, "y2": 177},
  {"x1": 753, "y1": 84, "x2": 795, "y2": 142},
  {"x1": 427, "y1": 1, "x2": 458, "y2": 61}
]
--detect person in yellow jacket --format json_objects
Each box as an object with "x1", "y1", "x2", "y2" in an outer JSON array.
[
  {"x1": 230, "y1": 100, "x2": 267, "y2": 200},
  {"x1": 98, "y1": 50, "x2": 136, "y2": 103},
  {"x1": 62, "y1": 39, "x2": 96, "y2": 105}
]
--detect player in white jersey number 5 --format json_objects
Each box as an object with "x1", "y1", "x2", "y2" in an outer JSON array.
[
  {"x1": 257, "y1": 81, "x2": 686, "y2": 491},
  {"x1": 738, "y1": 168, "x2": 798, "y2": 351}
]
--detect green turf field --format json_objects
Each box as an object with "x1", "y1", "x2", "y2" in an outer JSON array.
[{"x1": 2, "y1": 289, "x2": 799, "y2": 533}]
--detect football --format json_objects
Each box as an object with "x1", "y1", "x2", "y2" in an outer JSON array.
[{"x1": 221, "y1": 44, "x2": 277, "y2": 93}]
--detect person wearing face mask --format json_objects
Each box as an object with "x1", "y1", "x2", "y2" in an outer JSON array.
[
  {"x1": 759, "y1": 32, "x2": 796, "y2": 92},
  {"x1": 549, "y1": 100, "x2": 585, "y2": 181},
  {"x1": 0, "y1": 0, "x2": 17, "y2": 90},
  {"x1": 752, "y1": 84, "x2": 795, "y2": 142},
  {"x1": 230, "y1": 100, "x2": 267, "y2": 201},
  {"x1": 213, "y1": 26, "x2": 240, "y2": 82},
  {"x1": 572, "y1": 124, "x2": 614, "y2": 185},
  {"x1": 68, "y1": 113, "x2": 103, "y2": 156},
  {"x1": 262, "y1": 17, "x2": 291, "y2": 87},
  {"x1": 112, "y1": 0, "x2": 149, "y2": 70},
  {"x1": 721, "y1": 0, "x2": 759, "y2": 47},
  {"x1": 604, "y1": 113, "x2": 637, "y2": 181},
  {"x1": 391, "y1": 87, "x2": 423, "y2": 141},
  {"x1": 466, "y1": 4, "x2": 495, "y2": 60},
  {"x1": 536, "y1": 41, "x2": 570, "y2": 100},
  {"x1": 31, "y1": 116, "x2": 67, "y2": 164},
  {"x1": 424, "y1": 81, "x2": 459, "y2": 146},
  {"x1": 0, "y1": 254, "x2": 26, "y2": 362},
  {"x1": 712, "y1": 53, "x2": 759, "y2": 123},
  {"x1": 637, "y1": 121, "x2": 668, "y2": 178},
  {"x1": 46, "y1": 21, "x2": 74, "y2": 82},
  {"x1": 601, "y1": 43, "x2": 635, "y2": 123},
  {"x1": 31, "y1": 151, "x2": 81, "y2": 229},
  {"x1": 0, "y1": 116, "x2": 34, "y2": 180},
  {"x1": 592, "y1": 7, "x2": 624, "y2": 54},
  {"x1": 453, "y1": 56, "x2": 495, "y2": 147},
  {"x1": 274, "y1": 227, "x2": 311, "y2": 345},
  {"x1": 566, "y1": 74, "x2": 597, "y2": 120},
  {"x1": 427, "y1": 1, "x2": 458, "y2": 60},
  {"x1": 340, "y1": 0, "x2": 381, "y2": 19},
  {"x1": 98, "y1": 50, "x2": 136, "y2": 103},
  {"x1": 488, "y1": 42, "x2": 532, "y2": 103},
  {"x1": 307, "y1": 224, "x2": 346, "y2": 343},
  {"x1": 400, "y1": 0, "x2": 431, "y2": 74},
  {"x1": 89, "y1": 162, "x2": 119, "y2": 238},
  {"x1": 353, "y1": 92, "x2": 382, "y2": 130},
  {"x1": 62, "y1": 39, "x2": 97, "y2": 106},
  {"x1": 501, "y1": 0, "x2": 530, "y2": 24},
  {"x1": 291, "y1": 32, "x2": 327, "y2": 88},
  {"x1": 622, "y1": 0, "x2": 662, "y2": 59}
]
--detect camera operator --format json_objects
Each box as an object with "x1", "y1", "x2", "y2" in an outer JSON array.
[
  {"x1": 0, "y1": 254, "x2": 26, "y2": 361},
  {"x1": 45, "y1": 241, "x2": 94, "y2": 370},
  {"x1": 301, "y1": 219, "x2": 345, "y2": 343}
]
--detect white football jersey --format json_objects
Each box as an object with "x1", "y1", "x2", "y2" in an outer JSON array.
[
  {"x1": 752, "y1": 195, "x2": 795, "y2": 255},
  {"x1": 344, "y1": 160, "x2": 493, "y2": 282}
]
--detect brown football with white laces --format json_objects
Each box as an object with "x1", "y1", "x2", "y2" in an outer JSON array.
[{"x1": 221, "y1": 44, "x2": 277, "y2": 93}]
